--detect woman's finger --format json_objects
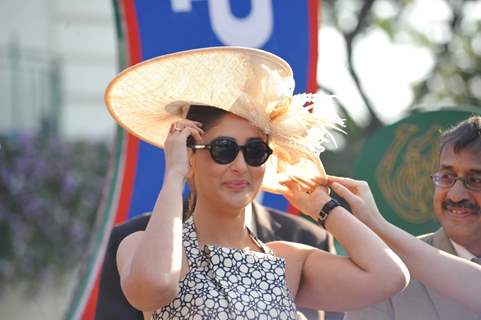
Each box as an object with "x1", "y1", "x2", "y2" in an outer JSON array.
[
  {"x1": 278, "y1": 180, "x2": 295, "y2": 199},
  {"x1": 170, "y1": 120, "x2": 205, "y2": 134},
  {"x1": 327, "y1": 175, "x2": 359, "y2": 186},
  {"x1": 328, "y1": 175, "x2": 367, "y2": 194},
  {"x1": 289, "y1": 175, "x2": 316, "y2": 191},
  {"x1": 310, "y1": 175, "x2": 328, "y2": 186}
]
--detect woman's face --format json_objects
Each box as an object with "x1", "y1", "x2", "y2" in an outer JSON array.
[{"x1": 191, "y1": 113, "x2": 267, "y2": 210}]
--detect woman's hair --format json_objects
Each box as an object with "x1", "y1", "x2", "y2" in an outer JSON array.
[
  {"x1": 183, "y1": 105, "x2": 229, "y2": 219},
  {"x1": 186, "y1": 104, "x2": 229, "y2": 130}
]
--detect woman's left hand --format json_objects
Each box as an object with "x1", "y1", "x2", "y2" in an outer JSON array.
[{"x1": 279, "y1": 176, "x2": 331, "y2": 221}]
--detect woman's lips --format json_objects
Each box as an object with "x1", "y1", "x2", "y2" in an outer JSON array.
[{"x1": 223, "y1": 180, "x2": 249, "y2": 190}]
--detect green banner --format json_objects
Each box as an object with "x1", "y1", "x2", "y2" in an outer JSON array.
[{"x1": 354, "y1": 108, "x2": 480, "y2": 235}]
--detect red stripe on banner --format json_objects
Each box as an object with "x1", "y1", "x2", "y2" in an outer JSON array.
[
  {"x1": 81, "y1": 274, "x2": 100, "y2": 320},
  {"x1": 80, "y1": 1, "x2": 143, "y2": 318},
  {"x1": 115, "y1": 0, "x2": 142, "y2": 225},
  {"x1": 122, "y1": 0, "x2": 142, "y2": 65},
  {"x1": 307, "y1": 0, "x2": 319, "y2": 93},
  {"x1": 287, "y1": 206, "x2": 301, "y2": 216},
  {"x1": 287, "y1": 0, "x2": 319, "y2": 216}
]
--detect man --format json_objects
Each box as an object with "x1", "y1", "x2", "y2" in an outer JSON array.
[
  {"x1": 95, "y1": 201, "x2": 338, "y2": 320},
  {"x1": 345, "y1": 116, "x2": 481, "y2": 320}
]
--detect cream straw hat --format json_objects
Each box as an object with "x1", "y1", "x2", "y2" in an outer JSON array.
[{"x1": 105, "y1": 46, "x2": 342, "y2": 194}]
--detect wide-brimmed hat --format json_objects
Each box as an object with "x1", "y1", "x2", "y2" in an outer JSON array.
[{"x1": 105, "y1": 46, "x2": 342, "y2": 194}]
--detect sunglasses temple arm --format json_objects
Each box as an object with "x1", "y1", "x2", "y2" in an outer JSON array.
[{"x1": 189, "y1": 144, "x2": 208, "y2": 150}]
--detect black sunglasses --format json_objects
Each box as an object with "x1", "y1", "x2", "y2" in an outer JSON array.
[{"x1": 187, "y1": 137, "x2": 272, "y2": 167}]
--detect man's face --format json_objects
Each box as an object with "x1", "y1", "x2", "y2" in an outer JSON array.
[{"x1": 433, "y1": 146, "x2": 481, "y2": 255}]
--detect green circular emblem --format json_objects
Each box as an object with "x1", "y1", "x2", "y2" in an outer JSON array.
[{"x1": 354, "y1": 108, "x2": 480, "y2": 235}]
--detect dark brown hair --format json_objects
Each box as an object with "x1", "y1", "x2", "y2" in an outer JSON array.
[
  {"x1": 183, "y1": 105, "x2": 229, "y2": 219},
  {"x1": 440, "y1": 116, "x2": 481, "y2": 154}
]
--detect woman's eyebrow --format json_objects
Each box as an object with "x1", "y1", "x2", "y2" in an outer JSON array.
[{"x1": 246, "y1": 136, "x2": 268, "y2": 142}]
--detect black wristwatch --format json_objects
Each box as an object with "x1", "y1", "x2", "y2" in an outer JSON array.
[{"x1": 318, "y1": 198, "x2": 341, "y2": 227}]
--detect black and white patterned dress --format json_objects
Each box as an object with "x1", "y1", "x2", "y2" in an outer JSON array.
[{"x1": 152, "y1": 217, "x2": 297, "y2": 320}]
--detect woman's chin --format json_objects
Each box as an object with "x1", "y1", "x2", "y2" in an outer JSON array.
[{"x1": 220, "y1": 192, "x2": 254, "y2": 209}]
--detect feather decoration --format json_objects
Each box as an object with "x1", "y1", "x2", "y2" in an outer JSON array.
[{"x1": 234, "y1": 66, "x2": 345, "y2": 191}]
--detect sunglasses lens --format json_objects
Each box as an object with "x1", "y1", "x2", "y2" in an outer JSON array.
[
  {"x1": 210, "y1": 139, "x2": 238, "y2": 164},
  {"x1": 207, "y1": 138, "x2": 272, "y2": 166},
  {"x1": 244, "y1": 141, "x2": 272, "y2": 166}
]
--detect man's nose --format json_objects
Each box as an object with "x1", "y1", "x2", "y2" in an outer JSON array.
[{"x1": 446, "y1": 178, "x2": 471, "y2": 203}]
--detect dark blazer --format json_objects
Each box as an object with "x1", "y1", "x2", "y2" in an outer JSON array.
[{"x1": 95, "y1": 201, "x2": 335, "y2": 320}]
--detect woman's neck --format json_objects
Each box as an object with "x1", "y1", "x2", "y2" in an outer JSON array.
[{"x1": 193, "y1": 201, "x2": 252, "y2": 249}]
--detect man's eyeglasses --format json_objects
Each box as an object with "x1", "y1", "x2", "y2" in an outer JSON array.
[
  {"x1": 431, "y1": 173, "x2": 481, "y2": 191},
  {"x1": 187, "y1": 137, "x2": 272, "y2": 167}
]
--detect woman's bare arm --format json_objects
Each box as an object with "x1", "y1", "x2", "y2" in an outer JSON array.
[
  {"x1": 116, "y1": 121, "x2": 203, "y2": 311},
  {"x1": 279, "y1": 179, "x2": 409, "y2": 311}
]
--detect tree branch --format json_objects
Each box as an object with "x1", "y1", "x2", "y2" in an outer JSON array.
[{"x1": 342, "y1": 0, "x2": 383, "y2": 132}]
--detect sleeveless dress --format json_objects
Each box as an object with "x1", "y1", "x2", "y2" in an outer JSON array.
[{"x1": 152, "y1": 217, "x2": 297, "y2": 320}]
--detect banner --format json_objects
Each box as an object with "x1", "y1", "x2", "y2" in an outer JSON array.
[
  {"x1": 66, "y1": 0, "x2": 319, "y2": 318},
  {"x1": 354, "y1": 108, "x2": 481, "y2": 236}
]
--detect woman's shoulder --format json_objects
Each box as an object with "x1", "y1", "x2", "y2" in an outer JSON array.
[
  {"x1": 266, "y1": 240, "x2": 318, "y2": 260},
  {"x1": 119, "y1": 230, "x2": 145, "y2": 246},
  {"x1": 117, "y1": 231, "x2": 145, "y2": 265}
]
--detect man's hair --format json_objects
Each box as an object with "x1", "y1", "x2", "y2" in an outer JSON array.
[{"x1": 440, "y1": 116, "x2": 481, "y2": 154}]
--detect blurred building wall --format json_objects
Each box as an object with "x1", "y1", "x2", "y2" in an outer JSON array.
[
  {"x1": 0, "y1": 0, "x2": 117, "y2": 140},
  {"x1": 0, "y1": 1, "x2": 117, "y2": 319}
]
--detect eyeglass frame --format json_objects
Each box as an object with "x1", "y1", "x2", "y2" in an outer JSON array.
[
  {"x1": 187, "y1": 136, "x2": 273, "y2": 167},
  {"x1": 431, "y1": 172, "x2": 481, "y2": 191}
]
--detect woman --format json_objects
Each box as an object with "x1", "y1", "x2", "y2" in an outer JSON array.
[{"x1": 105, "y1": 47, "x2": 408, "y2": 319}]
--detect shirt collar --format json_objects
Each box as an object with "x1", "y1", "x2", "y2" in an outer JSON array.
[
  {"x1": 244, "y1": 203, "x2": 257, "y2": 234},
  {"x1": 450, "y1": 240, "x2": 477, "y2": 260}
]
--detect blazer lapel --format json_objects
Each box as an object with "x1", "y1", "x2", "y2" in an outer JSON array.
[
  {"x1": 252, "y1": 201, "x2": 282, "y2": 242},
  {"x1": 425, "y1": 229, "x2": 479, "y2": 320}
]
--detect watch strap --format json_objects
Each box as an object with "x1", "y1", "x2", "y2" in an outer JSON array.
[{"x1": 318, "y1": 198, "x2": 341, "y2": 227}]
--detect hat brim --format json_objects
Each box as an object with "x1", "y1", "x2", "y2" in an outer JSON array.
[
  {"x1": 105, "y1": 46, "x2": 292, "y2": 150},
  {"x1": 105, "y1": 46, "x2": 328, "y2": 195}
]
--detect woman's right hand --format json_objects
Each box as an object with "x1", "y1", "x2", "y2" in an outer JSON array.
[
  {"x1": 327, "y1": 175, "x2": 386, "y2": 230},
  {"x1": 163, "y1": 120, "x2": 204, "y2": 178}
]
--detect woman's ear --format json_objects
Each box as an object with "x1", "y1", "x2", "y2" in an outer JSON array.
[{"x1": 186, "y1": 151, "x2": 195, "y2": 179}]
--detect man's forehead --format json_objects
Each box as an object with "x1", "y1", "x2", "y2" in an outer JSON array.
[{"x1": 439, "y1": 146, "x2": 481, "y2": 171}]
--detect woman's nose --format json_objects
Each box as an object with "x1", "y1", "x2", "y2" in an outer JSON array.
[{"x1": 230, "y1": 151, "x2": 248, "y2": 173}]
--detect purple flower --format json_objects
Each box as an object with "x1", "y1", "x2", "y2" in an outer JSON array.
[{"x1": 0, "y1": 132, "x2": 109, "y2": 291}]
